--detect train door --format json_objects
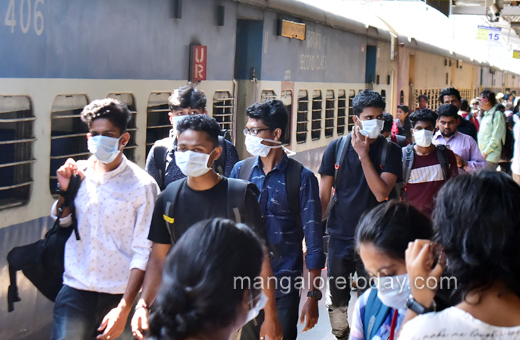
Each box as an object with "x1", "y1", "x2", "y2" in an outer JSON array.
[
  {"x1": 365, "y1": 45, "x2": 377, "y2": 84},
  {"x1": 234, "y1": 19, "x2": 263, "y2": 159}
]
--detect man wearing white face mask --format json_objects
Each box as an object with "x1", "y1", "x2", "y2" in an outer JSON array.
[
  {"x1": 230, "y1": 100, "x2": 325, "y2": 340},
  {"x1": 319, "y1": 90, "x2": 403, "y2": 339},
  {"x1": 145, "y1": 85, "x2": 239, "y2": 190},
  {"x1": 401, "y1": 109, "x2": 458, "y2": 218},
  {"x1": 134, "y1": 114, "x2": 283, "y2": 340},
  {"x1": 50, "y1": 99, "x2": 160, "y2": 340}
]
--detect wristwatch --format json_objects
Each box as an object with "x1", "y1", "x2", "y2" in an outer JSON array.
[
  {"x1": 307, "y1": 290, "x2": 323, "y2": 301},
  {"x1": 406, "y1": 295, "x2": 436, "y2": 314}
]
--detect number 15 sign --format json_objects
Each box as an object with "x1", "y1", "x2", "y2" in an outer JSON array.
[{"x1": 477, "y1": 25, "x2": 501, "y2": 42}]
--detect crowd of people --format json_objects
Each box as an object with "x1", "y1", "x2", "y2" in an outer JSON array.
[{"x1": 48, "y1": 85, "x2": 520, "y2": 340}]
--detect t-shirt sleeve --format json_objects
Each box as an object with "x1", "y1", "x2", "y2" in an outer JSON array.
[
  {"x1": 382, "y1": 143, "x2": 403, "y2": 182},
  {"x1": 147, "y1": 193, "x2": 172, "y2": 244},
  {"x1": 318, "y1": 139, "x2": 338, "y2": 177},
  {"x1": 229, "y1": 160, "x2": 244, "y2": 179},
  {"x1": 224, "y1": 141, "x2": 240, "y2": 177},
  {"x1": 242, "y1": 188, "x2": 267, "y2": 244}
]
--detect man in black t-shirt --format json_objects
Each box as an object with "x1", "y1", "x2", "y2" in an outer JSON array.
[
  {"x1": 132, "y1": 115, "x2": 283, "y2": 340},
  {"x1": 319, "y1": 90, "x2": 402, "y2": 339}
]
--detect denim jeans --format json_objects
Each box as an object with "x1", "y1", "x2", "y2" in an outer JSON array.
[
  {"x1": 51, "y1": 285, "x2": 133, "y2": 340},
  {"x1": 326, "y1": 237, "x2": 368, "y2": 340},
  {"x1": 240, "y1": 290, "x2": 301, "y2": 340}
]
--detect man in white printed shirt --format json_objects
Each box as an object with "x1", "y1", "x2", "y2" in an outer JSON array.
[{"x1": 51, "y1": 98, "x2": 159, "y2": 340}]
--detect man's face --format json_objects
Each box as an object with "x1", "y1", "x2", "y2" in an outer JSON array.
[
  {"x1": 443, "y1": 95, "x2": 461, "y2": 110},
  {"x1": 245, "y1": 118, "x2": 281, "y2": 145},
  {"x1": 419, "y1": 98, "x2": 428, "y2": 109},
  {"x1": 357, "y1": 107, "x2": 384, "y2": 122},
  {"x1": 479, "y1": 97, "x2": 492, "y2": 111},
  {"x1": 169, "y1": 107, "x2": 205, "y2": 126},
  {"x1": 438, "y1": 116, "x2": 459, "y2": 138},
  {"x1": 177, "y1": 129, "x2": 221, "y2": 167},
  {"x1": 412, "y1": 120, "x2": 435, "y2": 134},
  {"x1": 88, "y1": 118, "x2": 129, "y2": 147}
]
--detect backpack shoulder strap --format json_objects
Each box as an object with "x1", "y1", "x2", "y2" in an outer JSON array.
[
  {"x1": 154, "y1": 144, "x2": 169, "y2": 190},
  {"x1": 214, "y1": 136, "x2": 227, "y2": 175},
  {"x1": 163, "y1": 179, "x2": 186, "y2": 244},
  {"x1": 238, "y1": 157, "x2": 256, "y2": 181},
  {"x1": 364, "y1": 289, "x2": 392, "y2": 340},
  {"x1": 334, "y1": 134, "x2": 351, "y2": 188},
  {"x1": 380, "y1": 137, "x2": 390, "y2": 169},
  {"x1": 435, "y1": 145, "x2": 450, "y2": 181},
  {"x1": 402, "y1": 144, "x2": 415, "y2": 186},
  {"x1": 287, "y1": 158, "x2": 303, "y2": 229},
  {"x1": 226, "y1": 178, "x2": 252, "y2": 223}
]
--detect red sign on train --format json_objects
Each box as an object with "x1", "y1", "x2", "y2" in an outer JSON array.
[{"x1": 191, "y1": 45, "x2": 207, "y2": 82}]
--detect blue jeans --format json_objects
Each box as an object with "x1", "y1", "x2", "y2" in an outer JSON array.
[
  {"x1": 326, "y1": 237, "x2": 368, "y2": 340},
  {"x1": 240, "y1": 290, "x2": 301, "y2": 340},
  {"x1": 51, "y1": 285, "x2": 133, "y2": 340}
]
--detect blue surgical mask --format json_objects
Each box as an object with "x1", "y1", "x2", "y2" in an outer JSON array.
[
  {"x1": 87, "y1": 135, "x2": 122, "y2": 164},
  {"x1": 375, "y1": 274, "x2": 410, "y2": 310}
]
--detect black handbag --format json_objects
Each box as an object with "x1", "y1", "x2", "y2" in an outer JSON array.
[{"x1": 7, "y1": 174, "x2": 82, "y2": 312}]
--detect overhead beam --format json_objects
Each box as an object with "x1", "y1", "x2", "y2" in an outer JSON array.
[{"x1": 451, "y1": 5, "x2": 520, "y2": 15}]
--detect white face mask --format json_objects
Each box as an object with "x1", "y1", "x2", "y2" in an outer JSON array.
[
  {"x1": 171, "y1": 115, "x2": 186, "y2": 132},
  {"x1": 414, "y1": 129, "x2": 434, "y2": 147},
  {"x1": 375, "y1": 274, "x2": 411, "y2": 310},
  {"x1": 360, "y1": 119, "x2": 384, "y2": 139},
  {"x1": 174, "y1": 149, "x2": 214, "y2": 177},
  {"x1": 87, "y1": 135, "x2": 122, "y2": 164},
  {"x1": 245, "y1": 291, "x2": 268, "y2": 325},
  {"x1": 245, "y1": 134, "x2": 282, "y2": 157}
]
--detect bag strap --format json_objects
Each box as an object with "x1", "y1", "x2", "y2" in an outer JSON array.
[
  {"x1": 402, "y1": 144, "x2": 415, "y2": 186},
  {"x1": 287, "y1": 158, "x2": 303, "y2": 230},
  {"x1": 334, "y1": 134, "x2": 351, "y2": 189},
  {"x1": 435, "y1": 145, "x2": 450, "y2": 181},
  {"x1": 154, "y1": 144, "x2": 169, "y2": 190},
  {"x1": 163, "y1": 179, "x2": 186, "y2": 244},
  {"x1": 238, "y1": 157, "x2": 256, "y2": 181},
  {"x1": 214, "y1": 136, "x2": 227, "y2": 175},
  {"x1": 381, "y1": 137, "x2": 390, "y2": 169},
  {"x1": 226, "y1": 178, "x2": 254, "y2": 223},
  {"x1": 364, "y1": 289, "x2": 392, "y2": 339}
]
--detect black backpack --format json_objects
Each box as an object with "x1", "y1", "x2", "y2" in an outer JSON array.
[
  {"x1": 402, "y1": 144, "x2": 451, "y2": 187},
  {"x1": 161, "y1": 177, "x2": 259, "y2": 243},
  {"x1": 7, "y1": 174, "x2": 82, "y2": 312},
  {"x1": 492, "y1": 109, "x2": 514, "y2": 162},
  {"x1": 154, "y1": 135, "x2": 228, "y2": 190},
  {"x1": 238, "y1": 157, "x2": 303, "y2": 230}
]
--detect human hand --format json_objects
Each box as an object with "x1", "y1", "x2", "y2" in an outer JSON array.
[
  {"x1": 56, "y1": 158, "x2": 84, "y2": 191},
  {"x1": 300, "y1": 297, "x2": 318, "y2": 332},
  {"x1": 260, "y1": 313, "x2": 283, "y2": 340},
  {"x1": 454, "y1": 153, "x2": 464, "y2": 168},
  {"x1": 131, "y1": 304, "x2": 149, "y2": 340},
  {"x1": 351, "y1": 125, "x2": 369, "y2": 160},
  {"x1": 96, "y1": 305, "x2": 130, "y2": 340}
]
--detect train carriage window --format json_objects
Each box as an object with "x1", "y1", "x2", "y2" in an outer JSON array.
[
  {"x1": 348, "y1": 90, "x2": 356, "y2": 132},
  {"x1": 280, "y1": 90, "x2": 293, "y2": 145},
  {"x1": 146, "y1": 92, "x2": 171, "y2": 156},
  {"x1": 261, "y1": 90, "x2": 277, "y2": 102},
  {"x1": 446, "y1": 73, "x2": 449, "y2": 85},
  {"x1": 311, "y1": 90, "x2": 323, "y2": 141},
  {"x1": 400, "y1": 90, "x2": 404, "y2": 105},
  {"x1": 107, "y1": 93, "x2": 137, "y2": 162},
  {"x1": 296, "y1": 90, "x2": 309, "y2": 144},
  {"x1": 381, "y1": 90, "x2": 386, "y2": 103},
  {"x1": 0, "y1": 96, "x2": 35, "y2": 209},
  {"x1": 337, "y1": 90, "x2": 346, "y2": 136},
  {"x1": 213, "y1": 91, "x2": 235, "y2": 143},
  {"x1": 325, "y1": 90, "x2": 335, "y2": 138},
  {"x1": 50, "y1": 94, "x2": 90, "y2": 194}
]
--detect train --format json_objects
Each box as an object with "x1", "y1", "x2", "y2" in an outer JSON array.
[{"x1": 0, "y1": 0, "x2": 518, "y2": 339}]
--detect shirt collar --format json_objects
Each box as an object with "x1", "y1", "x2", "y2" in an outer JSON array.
[
  {"x1": 86, "y1": 154, "x2": 128, "y2": 181},
  {"x1": 252, "y1": 153, "x2": 289, "y2": 173}
]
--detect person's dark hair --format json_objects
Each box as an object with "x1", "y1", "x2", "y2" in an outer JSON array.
[
  {"x1": 497, "y1": 104, "x2": 505, "y2": 112},
  {"x1": 418, "y1": 94, "x2": 429, "y2": 102},
  {"x1": 480, "y1": 90, "x2": 497, "y2": 106},
  {"x1": 439, "y1": 87, "x2": 461, "y2": 103},
  {"x1": 409, "y1": 109, "x2": 438, "y2": 128},
  {"x1": 148, "y1": 218, "x2": 264, "y2": 340},
  {"x1": 168, "y1": 84, "x2": 207, "y2": 111},
  {"x1": 437, "y1": 104, "x2": 460, "y2": 120},
  {"x1": 460, "y1": 99, "x2": 470, "y2": 112},
  {"x1": 433, "y1": 171, "x2": 520, "y2": 301},
  {"x1": 246, "y1": 100, "x2": 289, "y2": 139},
  {"x1": 382, "y1": 113, "x2": 394, "y2": 133},
  {"x1": 356, "y1": 200, "x2": 432, "y2": 260},
  {"x1": 176, "y1": 114, "x2": 221, "y2": 147},
  {"x1": 398, "y1": 105, "x2": 410, "y2": 114},
  {"x1": 80, "y1": 98, "x2": 131, "y2": 135},
  {"x1": 353, "y1": 89, "x2": 386, "y2": 116}
]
